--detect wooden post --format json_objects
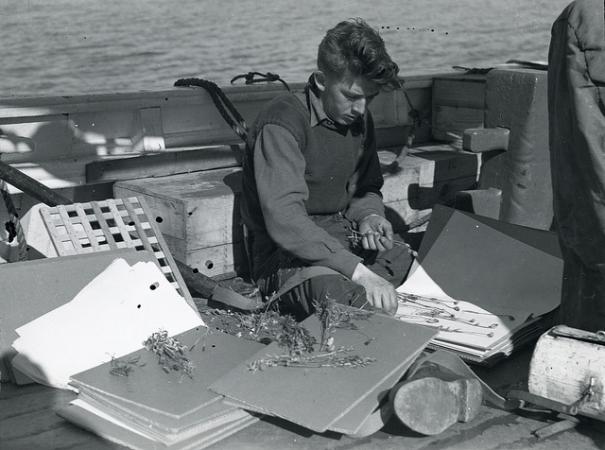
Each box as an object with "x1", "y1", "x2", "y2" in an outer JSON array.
[{"x1": 0, "y1": 159, "x2": 70, "y2": 206}]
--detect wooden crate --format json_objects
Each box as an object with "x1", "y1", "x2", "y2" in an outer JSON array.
[
  {"x1": 431, "y1": 75, "x2": 486, "y2": 142},
  {"x1": 381, "y1": 144, "x2": 481, "y2": 229},
  {"x1": 114, "y1": 167, "x2": 245, "y2": 278}
]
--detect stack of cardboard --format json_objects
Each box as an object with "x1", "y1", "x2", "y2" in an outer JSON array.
[
  {"x1": 59, "y1": 329, "x2": 265, "y2": 450},
  {"x1": 396, "y1": 205, "x2": 563, "y2": 365}
]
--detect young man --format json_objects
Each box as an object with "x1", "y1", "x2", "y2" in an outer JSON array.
[
  {"x1": 241, "y1": 18, "x2": 413, "y2": 319},
  {"x1": 239, "y1": 19, "x2": 522, "y2": 435}
]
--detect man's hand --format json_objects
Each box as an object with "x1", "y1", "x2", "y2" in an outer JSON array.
[
  {"x1": 358, "y1": 214, "x2": 394, "y2": 252},
  {"x1": 351, "y1": 263, "x2": 398, "y2": 315}
]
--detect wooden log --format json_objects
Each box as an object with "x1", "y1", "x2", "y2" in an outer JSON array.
[
  {"x1": 528, "y1": 325, "x2": 605, "y2": 420},
  {"x1": 0, "y1": 159, "x2": 71, "y2": 206}
]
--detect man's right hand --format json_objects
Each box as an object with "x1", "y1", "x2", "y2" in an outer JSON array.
[{"x1": 351, "y1": 263, "x2": 398, "y2": 315}]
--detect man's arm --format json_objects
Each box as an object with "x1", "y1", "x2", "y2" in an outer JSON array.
[
  {"x1": 345, "y1": 113, "x2": 395, "y2": 251},
  {"x1": 253, "y1": 124, "x2": 362, "y2": 278},
  {"x1": 254, "y1": 123, "x2": 398, "y2": 314}
]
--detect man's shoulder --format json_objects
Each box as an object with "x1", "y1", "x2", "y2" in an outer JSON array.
[
  {"x1": 258, "y1": 93, "x2": 308, "y2": 125},
  {"x1": 254, "y1": 93, "x2": 310, "y2": 146}
]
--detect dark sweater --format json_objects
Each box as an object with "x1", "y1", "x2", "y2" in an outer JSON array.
[{"x1": 241, "y1": 84, "x2": 385, "y2": 279}]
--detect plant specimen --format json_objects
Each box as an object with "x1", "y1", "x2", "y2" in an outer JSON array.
[
  {"x1": 109, "y1": 356, "x2": 145, "y2": 377},
  {"x1": 143, "y1": 329, "x2": 196, "y2": 378}
]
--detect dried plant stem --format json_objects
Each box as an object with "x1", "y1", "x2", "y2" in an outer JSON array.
[{"x1": 248, "y1": 346, "x2": 376, "y2": 372}]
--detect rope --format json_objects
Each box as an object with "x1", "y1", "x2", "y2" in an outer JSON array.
[
  {"x1": 230, "y1": 71, "x2": 291, "y2": 92},
  {"x1": 402, "y1": 83, "x2": 421, "y2": 148},
  {"x1": 174, "y1": 78, "x2": 249, "y2": 142},
  {"x1": 0, "y1": 178, "x2": 27, "y2": 261}
]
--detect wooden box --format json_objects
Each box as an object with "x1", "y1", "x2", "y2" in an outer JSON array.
[
  {"x1": 114, "y1": 167, "x2": 246, "y2": 278},
  {"x1": 431, "y1": 75, "x2": 486, "y2": 142},
  {"x1": 380, "y1": 144, "x2": 481, "y2": 229}
]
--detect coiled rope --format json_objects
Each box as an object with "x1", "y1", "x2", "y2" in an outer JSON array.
[
  {"x1": 174, "y1": 78, "x2": 249, "y2": 142},
  {"x1": 230, "y1": 71, "x2": 291, "y2": 92}
]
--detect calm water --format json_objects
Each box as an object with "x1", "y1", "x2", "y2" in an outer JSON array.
[{"x1": 0, "y1": 0, "x2": 572, "y2": 97}]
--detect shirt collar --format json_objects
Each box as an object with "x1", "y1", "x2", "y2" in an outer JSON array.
[{"x1": 306, "y1": 75, "x2": 329, "y2": 128}]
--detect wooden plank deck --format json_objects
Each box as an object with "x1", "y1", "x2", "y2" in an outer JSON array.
[{"x1": 2, "y1": 344, "x2": 605, "y2": 450}]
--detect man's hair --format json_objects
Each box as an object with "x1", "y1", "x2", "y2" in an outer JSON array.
[{"x1": 317, "y1": 18, "x2": 401, "y2": 90}]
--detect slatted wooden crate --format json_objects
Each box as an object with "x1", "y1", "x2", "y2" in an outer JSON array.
[{"x1": 39, "y1": 197, "x2": 193, "y2": 308}]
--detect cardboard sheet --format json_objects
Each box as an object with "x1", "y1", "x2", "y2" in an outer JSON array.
[
  {"x1": 11, "y1": 258, "x2": 204, "y2": 389},
  {"x1": 412, "y1": 205, "x2": 562, "y2": 317},
  {"x1": 328, "y1": 346, "x2": 425, "y2": 435},
  {"x1": 0, "y1": 249, "x2": 154, "y2": 382},
  {"x1": 210, "y1": 311, "x2": 435, "y2": 433}
]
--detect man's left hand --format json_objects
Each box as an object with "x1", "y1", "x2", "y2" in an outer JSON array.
[{"x1": 358, "y1": 214, "x2": 394, "y2": 252}]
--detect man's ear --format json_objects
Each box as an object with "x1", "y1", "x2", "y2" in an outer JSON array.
[{"x1": 313, "y1": 71, "x2": 327, "y2": 92}]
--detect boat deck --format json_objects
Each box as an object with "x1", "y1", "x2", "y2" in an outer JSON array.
[{"x1": 2, "y1": 343, "x2": 604, "y2": 450}]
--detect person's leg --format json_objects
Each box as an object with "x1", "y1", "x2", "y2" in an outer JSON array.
[
  {"x1": 362, "y1": 241, "x2": 414, "y2": 287},
  {"x1": 255, "y1": 215, "x2": 414, "y2": 321},
  {"x1": 559, "y1": 245, "x2": 605, "y2": 332},
  {"x1": 259, "y1": 266, "x2": 366, "y2": 321},
  {"x1": 280, "y1": 273, "x2": 366, "y2": 320}
]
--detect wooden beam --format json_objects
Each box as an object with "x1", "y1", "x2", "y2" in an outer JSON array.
[{"x1": 86, "y1": 144, "x2": 243, "y2": 183}]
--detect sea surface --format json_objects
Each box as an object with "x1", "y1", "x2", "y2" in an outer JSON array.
[{"x1": 0, "y1": 0, "x2": 573, "y2": 97}]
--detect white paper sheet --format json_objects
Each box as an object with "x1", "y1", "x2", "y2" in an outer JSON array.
[
  {"x1": 11, "y1": 258, "x2": 205, "y2": 389},
  {"x1": 396, "y1": 262, "x2": 532, "y2": 352}
]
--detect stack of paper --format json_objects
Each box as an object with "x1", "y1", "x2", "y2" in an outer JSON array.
[
  {"x1": 210, "y1": 309, "x2": 436, "y2": 435},
  {"x1": 10, "y1": 258, "x2": 204, "y2": 389},
  {"x1": 0, "y1": 248, "x2": 154, "y2": 383},
  {"x1": 59, "y1": 329, "x2": 265, "y2": 450},
  {"x1": 396, "y1": 205, "x2": 563, "y2": 365}
]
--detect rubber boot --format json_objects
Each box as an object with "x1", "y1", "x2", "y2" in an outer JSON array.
[{"x1": 389, "y1": 356, "x2": 483, "y2": 435}]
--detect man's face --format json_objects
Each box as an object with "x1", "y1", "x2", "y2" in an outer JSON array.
[{"x1": 316, "y1": 71, "x2": 380, "y2": 126}]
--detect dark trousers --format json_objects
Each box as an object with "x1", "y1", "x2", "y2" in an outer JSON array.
[
  {"x1": 254, "y1": 214, "x2": 414, "y2": 321},
  {"x1": 558, "y1": 244, "x2": 605, "y2": 332}
]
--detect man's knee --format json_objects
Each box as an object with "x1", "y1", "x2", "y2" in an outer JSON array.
[
  {"x1": 278, "y1": 274, "x2": 366, "y2": 320},
  {"x1": 307, "y1": 274, "x2": 366, "y2": 308}
]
